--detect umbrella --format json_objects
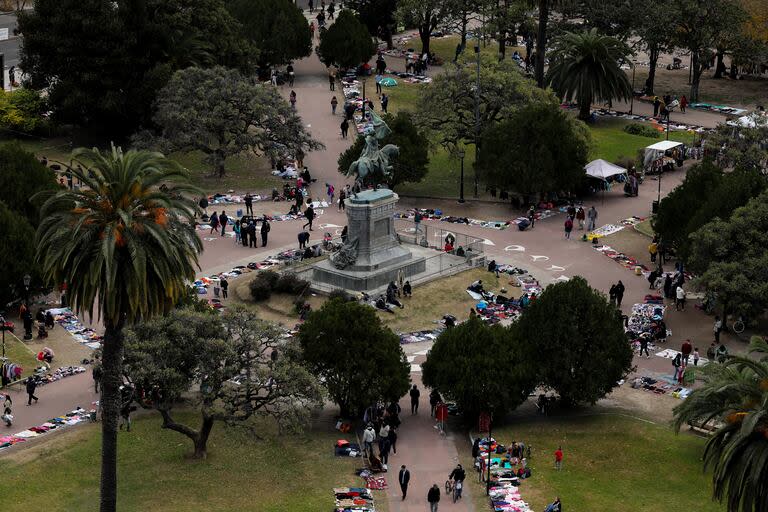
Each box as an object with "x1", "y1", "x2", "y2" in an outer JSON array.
[{"x1": 380, "y1": 77, "x2": 398, "y2": 87}]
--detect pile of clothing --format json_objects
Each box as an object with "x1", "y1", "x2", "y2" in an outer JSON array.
[
  {"x1": 334, "y1": 487, "x2": 375, "y2": 512},
  {"x1": 395, "y1": 208, "x2": 561, "y2": 231},
  {"x1": 32, "y1": 366, "x2": 87, "y2": 386},
  {"x1": 206, "y1": 193, "x2": 266, "y2": 206},
  {"x1": 0, "y1": 435, "x2": 25, "y2": 449},
  {"x1": 489, "y1": 483, "x2": 533, "y2": 512},
  {"x1": 1, "y1": 407, "x2": 92, "y2": 452},
  {"x1": 335, "y1": 439, "x2": 362, "y2": 457},
  {"x1": 399, "y1": 330, "x2": 442, "y2": 345},
  {"x1": 46, "y1": 308, "x2": 103, "y2": 349},
  {"x1": 358, "y1": 469, "x2": 388, "y2": 490},
  {"x1": 629, "y1": 374, "x2": 691, "y2": 398},
  {"x1": 593, "y1": 245, "x2": 648, "y2": 272},
  {"x1": 1, "y1": 361, "x2": 23, "y2": 386}
]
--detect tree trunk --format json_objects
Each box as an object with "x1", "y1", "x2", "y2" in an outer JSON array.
[
  {"x1": 690, "y1": 52, "x2": 703, "y2": 103},
  {"x1": 578, "y1": 96, "x2": 592, "y2": 121},
  {"x1": 498, "y1": 30, "x2": 506, "y2": 61},
  {"x1": 460, "y1": 10, "x2": 469, "y2": 50},
  {"x1": 194, "y1": 415, "x2": 215, "y2": 459},
  {"x1": 646, "y1": 46, "x2": 660, "y2": 95},
  {"x1": 419, "y1": 24, "x2": 430, "y2": 55},
  {"x1": 214, "y1": 150, "x2": 226, "y2": 178},
  {"x1": 384, "y1": 26, "x2": 393, "y2": 50},
  {"x1": 714, "y1": 50, "x2": 726, "y2": 79},
  {"x1": 159, "y1": 409, "x2": 216, "y2": 459},
  {"x1": 99, "y1": 324, "x2": 124, "y2": 512},
  {"x1": 535, "y1": 0, "x2": 549, "y2": 88}
]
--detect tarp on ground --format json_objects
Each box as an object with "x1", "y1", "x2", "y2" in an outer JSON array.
[
  {"x1": 380, "y1": 77, "x2": 398, "y2": 87},
  {"x1": 584, "y1": 159, "x2": 627, "y2": 180}
]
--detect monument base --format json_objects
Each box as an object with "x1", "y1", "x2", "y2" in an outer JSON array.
[{"x1": 312, "y1": 254, "x2": 426, "y2": 292}]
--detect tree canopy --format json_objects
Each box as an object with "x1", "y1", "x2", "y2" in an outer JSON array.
[
  {"x1": 144, "y1": 66, "x2": 323, "y2": 177},
  {"x1": 337, "y1": 112, "x2": 430, "y2": 189},
  {"x1": 0, "y1": 88, "x2": 50, "y2": 134},
  {"x1": 477, "y1": 101, "x2": 591, "y2": 198},
  {"x1": 0, "y1": 142, "x2": 57, "y2": 225},
  {"x1": 421, "y1": 317, "x2": 534, "y2": 421},
  {"x1": 514, "y1": 277, "x2": 633, "y2": 406},
  {"x1": 316, "y1": 10, "x2": 377, "y2": 69},
  {"x1": 18, "y1": 0, "x2": 251, "y2": 133},
  {"x1": 124, "y1": 306, "x2": 323, "y2": 459},
  {"x1": 0, "y1": 201, "x2": 38, "y2": 308},
  {"x1": 396, "y1": 0, "x2": 457, "y2": 55},
  {"x1": 228, "y1": 0, "x2": 311, "y2": 69},
  {"x1": 298, "y1": 299, "x2": 410, "y2": 417},
  {"x1": 347, "y1": 0, "x2": 398, "y2": 48}
]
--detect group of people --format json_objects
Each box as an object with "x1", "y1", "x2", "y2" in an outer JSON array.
[
  {"x1": 373, "y1": 280, "x2": 412, "y2": 313},
  {"x1": 652, "y1": 93, "x2": 688, "y2": 120},
  {"x1": 563, "y1": 204, "x2": 598, "y2": 239},
  {"x1": 361, "y1": 399, "x2": 401, "y2": 471},
  {"x1": 235, "y1": 216, "x2": 271, "y2": 248}
]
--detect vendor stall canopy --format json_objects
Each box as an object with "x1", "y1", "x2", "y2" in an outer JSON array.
[
  {"x1": 584, "y1": 159, "x2": 627, "y2": 180},
  {"x1": 645, "y1": 140, "x2": 684, "y2": 152}
]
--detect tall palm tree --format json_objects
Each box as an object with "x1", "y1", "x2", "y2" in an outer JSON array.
[
  {"x1": 673, "y1": 337, "x2": 768, "y2": 512},
  {"x1": 546, "y1": 28, "x2": 632, "y2": 120},
  {"x1": 35, "y1": 145, "x2": 202, "y2": 512}
]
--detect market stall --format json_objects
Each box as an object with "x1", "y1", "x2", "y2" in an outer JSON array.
[
  {"x1": 643, "y1": 140, "x2": 685, "y2": 174},
  {"x1": 584, "y1": 159, "x2": 630, "y2": 199}
]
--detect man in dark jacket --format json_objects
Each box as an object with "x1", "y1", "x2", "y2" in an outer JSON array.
[
  {"x1": 220, "y1": 277, "x2": 229, "y2": 299},
  {"x1": 398, "y1": 465, "x2": 410, "y2": 500},
  {"x1": 248, "y1": 222, "x2": 258, "y2": 248},
  {"x1": 409, "y1": 385, "x2": 420, "y2": 415},
  {"x1": 26, "y1": 377, "x2": 38, "y2": 405},
  {"x1": 614, "y1": 280, "x2": 625, "y2": 307},
  {"x1": 303, "y1": 204, "x2": 315, "y2": 231},
  {"x1": 244, "y1": 193, "x2": 253, "y2": 215},
  {"x1": 219, "y1": 211, "x2": 228, "y2": 236},
  {"x1": 427, "y1": 484, "x2": 440, "y2": 512},
  {"x1": 260, "y1": 216, "x2": 270, "y2": 247}
]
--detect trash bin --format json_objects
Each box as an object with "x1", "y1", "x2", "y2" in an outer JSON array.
[
  {"x1": 652, "y1": 200, "x2": 659, "y2": 213},
  {"x1": 237, "y1": 209, "x2": 243, "y2": 218}
]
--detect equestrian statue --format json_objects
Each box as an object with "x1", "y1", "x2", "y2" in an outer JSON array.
[{"x1": 345, "y1": 109, "x2": 399, "y2": 192}]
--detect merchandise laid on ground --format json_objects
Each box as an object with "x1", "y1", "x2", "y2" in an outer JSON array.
[
  {"x1": 580, "y1": 105, "x2": 713, "y2": 133},
  {"x1": 45, "y1": 308, "x2": 103, "y2": 349},
  {"x1": 627, "y1": 373, "x2": 693, "y2": 399},
  {"x1": 333, "y1": 487, "x2": 376, "y2": 512},
  {"x1": 585, "y1": 216, "x2": 646, "y2": 241},
  {"x1": 399, "y1": 329, "x2": 443, "y2": 345},
  {"x1": 1, "y1": 360, "x2": 24, "y2": 387},
  {"x1": 474, "y1": 437, "x2": 534, "y2": 512},
  {"x1": 626, "y1": 299, "x2": 669, "y2": 345},
  {"x1": 0, "y1": 406, "x2": 93, "y2": 453},
  {"x1": 31, "y1": 365, "x2": 88, "y2": 387},
  {"x1": 394, "y1": 207, "x2": 562, "y2": 230},
  {"x1": 656, "y1": 348, "x2": 709, "y2": 366},
  {"x1": 357, "y1": 469, "x2": 388, "y2": 491}
]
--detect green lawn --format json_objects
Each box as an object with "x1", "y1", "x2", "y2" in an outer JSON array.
[
  {"x1": 1, "y1": 333, "x2": 39, "y2": 387},
  {"x1": 590, "y1": 117, "x2": 696, "y2": 164},
  {"x1": 396, "y1": 144, "x2": 477, "y2": 199},
  {"x1": 168, "y1": 150, "x2": 280, "y2": 195},
  {"x1": 460, "y1": 414, "x2": 724, "y2": 512},
  {"x1": 0, "y1": 412, "x2": 382, "y2": 512}
]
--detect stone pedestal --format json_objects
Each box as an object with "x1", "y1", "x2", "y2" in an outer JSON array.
[{"x1": 311, "y1": 189, "x2": 426, "y2": 291}]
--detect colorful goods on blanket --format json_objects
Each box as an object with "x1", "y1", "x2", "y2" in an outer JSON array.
[
  {"x1": 206, "y1": 192, "x2": 266, "y2": 205},
  {"x1": 394, "y1": 208, "x2": 561, "y2": 230},
  {"x1": 45, "y1": 308, "x2": 103, "y2": 349},
  {"x1": 334, "y1": 487, "x2": 375, "y2": 512},
  {"x1": 0, "y1": 406, "x2": 92, "y2": 452},
  {"x1": 490, "y1": 484, "x2": 533, "y2": 512},
  {"x1": 586, "y1": 216, "x2": 646, "y2": 241},
  {"x1": 583, "y1": 106, "x2": 711, "y2": 133},
  {"x1": 627, "y1": 301, "x2": 667, "y2": 335},
  {"x1": 399, "y1": 329, "x2": 442, "y2": 345},
  {"x1": 656, "y1": 348, "x2": 709, "y2": 367},
  {"x1": 335, "y1": 439, "x2": 362, "y2": 457},
  {"x1": 475, "y1": 438, "x2": 534, "y2": 512},
  {"x1": 629, "y1": 374, "x2": 692, "y2": 399},
  {"x1": 32, "y1": 366, "x2": 87, "y2": 386},
  {"x1": 593, "y1": 245, "x2": 648, "y2": 272},
  {"x1": 358, "y1": 470, "x2": 388, "y2": 490}
]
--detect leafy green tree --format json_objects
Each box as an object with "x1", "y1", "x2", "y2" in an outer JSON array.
[
  {"x1": 35, "y1": 145, "x2": 202, "y2": 512},
  {"x1": 706, "y1": 124, "x2": 768, "y2": 174},
  {"x1": 18, "y1": 0, "x2": 250, "y2": 133},
  {"x1": 670, "y1": 0, "x2": 745, "y2": 102},
  {"x1": 337, "y1": 112, "x2": 430, "y2": 189},
  {"x1": 421, "y1": 317, "x2": 534, "y2": 421},
  {"x1": 416, "y1": 55, "x2": 548, "y2": 153},
  {"x1": 629, "y1": 0, "x2": 677, "y2": 94},
  {"x1": 396, "y1": 0, "x2": 457, "y2": 55},
  {"x1": 514, "y1": 277, "x2": 633, "y2": 406},
  {"x1": 348, "y1": 0, "x2": 398, "y2": 49},
  {"x1": 144, "y1": 66, "x2": 323, "y2": 177},
  {"x1": 673, "y1": 337, "x2": 768, "y2": 512},
  {"x1": 0, "y1": 88, "x2": 50, "y2": 134},
  {"x1": 298, "y1": 299, "x2": 410, "y2": 417},
  {"x1": 228, "y1": 0, "x2": 311, "y2": 69},
  {"x1": 477, "y1": 101, "x2": 590, "y2": 198},
  {"x1": 688, "y1": 192, "x2": 768, "y2": 318},
  {"x1": 0, "y1": 201, "x2": 38, "y2": 308},
  {"x1": 317, "y1": 10, "x2": 377, "y2": 68},
  {"x1": 0, "y1": 142, "x2": 57, "y2": 225},
  {"x1": 546, "y1": 28, "x2": 632, "y2": 120},
  {"x1": 124, "y1": 306, "x2": 323, "y2": 459}
]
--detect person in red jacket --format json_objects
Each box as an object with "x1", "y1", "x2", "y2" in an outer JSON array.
[
  {"x1": 681, "y1": 339, "x2": 693, "y2": 366},
  {"x1": 554, "y1": 446, "x2": 563, "y2": 470}
]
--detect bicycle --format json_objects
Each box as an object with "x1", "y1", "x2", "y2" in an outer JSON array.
[
  {"x1": 445, "y1": 479, "x2": 454, "y2": 497},
  {"x1": 730, "y1": 316, "x2": 746, "y2": 334},
  {"x1": 453, "y1": 480, "x2": 463, "y2": 502}
]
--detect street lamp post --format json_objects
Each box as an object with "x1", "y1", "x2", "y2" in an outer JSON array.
[
  {"x1": 361, "y1": 77, "x2": 367, "y2": 122},
  {"x1": 474, "y1": 43, "x2": 481, "y2": 198},
  {"x1": 458, "y1": 149, "x2": 466, "y2": 203},
  {"x1": 630, "y1": 63, "x2": 636, "y2": 115},
  {"x1": 486, "y1": 411, "x2": 492, "y2": 495}
]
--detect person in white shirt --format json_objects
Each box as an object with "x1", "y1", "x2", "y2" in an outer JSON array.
[{"x1": 675, "y1": 285, "x2": 686, "y2": 311}]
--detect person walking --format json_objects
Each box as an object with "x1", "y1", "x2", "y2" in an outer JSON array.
[
  {"x1": 260, "y1": 216, "x2": 270, "y2": 247},
  {"x1": 362, "y1": 423, "x2": 376, "y2": 456},
  {"x1": 331, "y1": 96, "x2": 338, "y2": 115},
  {"x1": 219, "y1": 211, "x2": 228, "y2": 236},
  {"x1": 338, "y1": 187, "x2": 346, "y2": 211},
  {"x1": 308, "y1": 0, "x2": 314, "y2": 12},
  {"x1": 575, "y1": 206, "x2": 585, "y2": 229},
  {"x1": 303, "y1": 204, "x2": 315, "y2": 231},
  {"x1": 326, "y1": 183, "x2": 335, "y2": 204},
  {"x1": 587, "y1": 206, "x2": 598, "y2": 231},
  {"x1": 26, "y1": 377, "x2": 38, "y2": 405},
  {"x1": 564, "y1": 217, "x2": 573, "y2": 239},
  {"x1": 614, "y1": 280, "x2": 625, "y2": 308},
  {"x1": 220, "y1": 276, "x2": 229, "y2": 299},
  {"x1": 398, "y1": 465, "x2": 410, "y2": 500},
  {"x1": 380, "y1": 93, "x2": 389, "y2": 113},
  {"x1": 429, "y1": 389, "x2": 441, "y2": 417},
  {"x1": 328, "y1": 67, "x2": 336, "y2": 91},
  {"x1": 676, "y1": 284, "x2": 686, "y2": 311},
  {"x1": 681, "y1": 339, "x2": 693, "y2": 365},
  {"x1": 713, "y1": 316, "x2": 723, "y2": 343},
  {"x1": 554, "y1": 446, "x2": 563, "y2": 470},
  {"x1": 409, "y1": 384, "x2": 420, "y2": 415},
  {"x1": 427, "y1": 484, "x2": 440, "y2": 512},
  {"x1": 639, "y1": 334, "x2": 650, "y2": 358},
  {"x1": 244, "y1": 193, "x2": 254, "y2": 215},
  {"x1": 209, "y1": 210, "x2": 219, "y2": 234},
  {"x1": 340, "y1": 118, "x2": 349, "y2": 138},
  {"x1": 527, "y1": 205, "x2": 535, "y2": 229},
  {"x1": 289, "y1": 90, "x2": 297, "y2": 109}
]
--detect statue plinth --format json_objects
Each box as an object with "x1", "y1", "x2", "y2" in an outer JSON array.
[{"x1": 312, "y1": 189, "x2": 426, "y2": 291}]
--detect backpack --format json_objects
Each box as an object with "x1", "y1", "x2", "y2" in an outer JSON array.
[{"x1": 565, "y1": 219, "x2": 573, "y2": 230}]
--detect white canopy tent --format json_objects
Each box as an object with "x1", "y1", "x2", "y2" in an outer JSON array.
[
  {"x1": 585, "y1": 159, "x2": 627, "y2": 180},
  {"x1": 646, "y1": 140, "x2": 684, "y2": 152}
]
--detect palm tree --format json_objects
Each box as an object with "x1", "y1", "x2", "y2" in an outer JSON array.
[
  {"x1": 673, "y1": 337, "x2": 768, "y2": 512},
  {"x1": 35, "y1": 145, "x2": 202, "y2": 512},
  {"x1": 546, "y1": 28, "x2": 632, "y2": 120}
]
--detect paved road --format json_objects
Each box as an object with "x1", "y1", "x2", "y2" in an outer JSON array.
[{"x1": 0, "y1": 12, "x2": 20, "y2": 88}]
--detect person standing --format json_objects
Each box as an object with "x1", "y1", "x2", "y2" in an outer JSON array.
[
  {"x1": 26, "y1": 377, "x2": 39, "y2": 405},
  {"x1": 429, "y1": 389, "x2": 441, "y2": 417},
  {"x1": 289, "y1": 90, "x2": 297, "y2": 109},
  {"x1": 409, "y1": 384, "x2": 420, "y2": 415},
  {"x1": 331, "y1": 96, "x2": 338, "y2": 114},
  {"x1": 198, "y1": 196, "x2": 209, "y2": 216},
  {"x1": 713, "y1": 316, "x2": 723, "y2": 343},
  {"x1": 427, "y1": 484, "x2": 440, "y2": 512},
  {"x1": 575, "y1": 206, "x2": 585, "y2": 229},
  {"x1": 220, "y1": 276, "x2": 229, "y2": 299},
  {"x1": 340, "y1": 118, "x2": 349, "y2": 138},
  {"x1": 338, "y1": 187, "x2": 346, "y2": 211},
  {"x1": 649, "y1": 239, "x2": 658, "y2": 263},
  {"x1": 639, "y1": 334, "x2": 650, "y2": 358},
  {"x1": 693, "y1": 346, "x2": 700, "y2": 366},
  {"x1": 587, "y1": 206, "x2": 598, "y2": 231},
  {"x1": 260, "y1": 216, "x2": 270, "y2": 247},
  {"x1": 614, "y1": 280, "x2": 625, "y2": 308},
  {"x1": 554, "y1": 446, "x2": 563, "y2": 470},
  {"x1": 527, "y1": 205, "x2": 536, "y2": 229},
  {"x1": 308, "y1": 0, "x2": 314, "y2": 12},
  {"x1": 414, "y1": 209, "x2": 423, "y2": 238},
  {"x1": 209, "y1": 210, "x2": 219, "y2": 234},
  {"x1": 244, "y1": 193, "x2": 253, "y2": 215},
  {"x1": 362, "y1": 423, "x2": 376, "y2": 456},
  {"x1": 328, "y1": 67, "x2": 336, "y2": 91},
  {"x1": 398, "y1": 465, "x2": 410, "y2": 500},
  {"x1": 681, "y1": 339, "x2": 693, "y2": 365},
  {"x1": 248, "y1": 221, "x2": 258, "y2": 248},
  {"x1": 298, "y1": 230, "x2": 310, "y2": 249},
  {"x1": 303, "y1": 204, "x2": 315, "y2": 231},
  {"x1": 564, "y1": 217, "x2": 573, "y2": 239},
  {"x1": 676, "y1": 285, "x2": 686, "y2": 311},
  {"x1": 326, "y1": 183, "x2": 335, "y2": 204},
  {"x1": 233, "y1": 220, "x2": 241, "y2": 244},
  {"x1": 93, "y1": 364, "x2": 103, "y2": 393},
  {"x1": 380, "y1": 93, "x2": 389, "y2": 113},
  {"x1": 219, "y1": 211, "x2": 228, "y2": 236},
  {"x1": 680, "y1": 95, "x2": 688, "y2": 113}
]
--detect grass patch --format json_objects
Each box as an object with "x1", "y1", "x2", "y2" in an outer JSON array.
[
  {"x1": 168, "y1": 150, "x2": 280, "y2": 195},
  {"x1": 1, "y1": 334, "x2": 39, "y2": 384},
  {"x1": 590, "y1": 117, "x2": 696, "y2": 164},
  {"x1": 396, "y1": 144, "x2": 477, "y2": 199},
  {"x1": 634, "y1": 219, "x2": 655, "y2": 238},
  {"x1": 0, "y1": 412, "x2": 381, "y2": 512},
  {"x1": 460, "y1": 414, "x2": 724, "y2": 512},
  {"x1": 384, "y1": 81, "x2": 421, "y2": 115}
]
